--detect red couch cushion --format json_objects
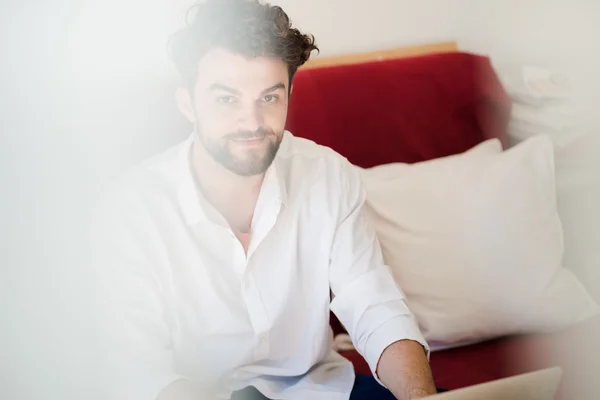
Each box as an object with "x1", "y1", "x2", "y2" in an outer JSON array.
[{"x1": 287, "y1": 52, "x2": 510, "y2": 167}]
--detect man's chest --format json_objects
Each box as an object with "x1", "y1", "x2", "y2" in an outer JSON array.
[
  {"x1": 146, "y1": 207, "x2": 336, "y2": 377},
  {"x1": 153, "y1": 206, "x2": 333, "y2": 331}
]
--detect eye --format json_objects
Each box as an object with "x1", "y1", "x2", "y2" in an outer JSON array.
[
  {"x1": 217, "y1": 96, "x2": 237, "y2": 104},
  {"x1": 262, "y1": 94, "x2": 279, "y2": 103}
]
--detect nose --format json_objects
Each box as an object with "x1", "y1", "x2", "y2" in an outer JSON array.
[{"x1": 237, "y1": 103, "x2": 263, "y2": 132}]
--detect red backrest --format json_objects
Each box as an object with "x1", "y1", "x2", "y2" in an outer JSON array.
[{"x1": 286, "y1": 52, "x2": 510, "y2": 167}]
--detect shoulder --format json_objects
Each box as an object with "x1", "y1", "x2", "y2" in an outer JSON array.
[
  {"x1": 95, "y1": 138, "x2": 189, "y2": 222},
  {"x1": 278, "y1": 131, "x2": 361, "y2": 185},
  {"x1": 277, "y1": 132, "x2": 364, "y2": 213},
  {"x1": 110, "y1": 138, "x2": 188, "y2": 197}
]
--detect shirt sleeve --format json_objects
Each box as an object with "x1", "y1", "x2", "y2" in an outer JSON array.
[
  {"x1": 88, "y1": 188, "x2": 185, "y2": 400},
  {"x1": 328, "y1": 160, "x2": 430, "y2": 383}
]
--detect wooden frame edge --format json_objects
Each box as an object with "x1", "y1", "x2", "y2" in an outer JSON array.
[{"x1": 301, "y1": 41, "x2": 458, "y2": 70}]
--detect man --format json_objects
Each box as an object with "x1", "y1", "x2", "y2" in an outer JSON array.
[{"x1": 92, "y1": 1, "x2": 437, "y2": 399}]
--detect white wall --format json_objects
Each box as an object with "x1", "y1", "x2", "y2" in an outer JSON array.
[
  {"x1": 69, "y1": 0, "x2": 600, "y2": 82},
  {"x1": 168, "y1": 0, "x2": 600, "y2": 70}
]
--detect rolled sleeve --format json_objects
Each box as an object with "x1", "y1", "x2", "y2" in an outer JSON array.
[
  {"x1": 328, "y1": 160, "x2": 428, "y2": 383},
  {"x1": 364, "y1": 313, "x2": 430, "y2": 384},
  {"x1": 330, "y1": 269, "x2": 429, "y2": 379}
]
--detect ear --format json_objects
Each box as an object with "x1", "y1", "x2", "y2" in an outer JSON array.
[{"x1": 176, "y1": 87, "x2": 196, "y2": 123}]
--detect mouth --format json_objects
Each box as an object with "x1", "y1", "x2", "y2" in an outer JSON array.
[{"x1": 230, "y1": 136, "x2": 267, "y2": 146}]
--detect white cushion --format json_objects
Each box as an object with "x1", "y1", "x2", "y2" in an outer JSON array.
[{"x1": 361, "y1": 136, "x2": 598, "y2": 350}]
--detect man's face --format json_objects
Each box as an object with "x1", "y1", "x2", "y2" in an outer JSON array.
[{"x1": 178, "y1": 48, "x2": 290, "y2": 176}]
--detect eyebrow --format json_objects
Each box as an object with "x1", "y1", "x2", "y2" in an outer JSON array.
[
  {"x1": 208, "y1": 83, "x2": 242, "y2": 95},
  {"x1": 260, "y1": 82, "x2": 286, "y2": 96},
  {"x1": 208, "y1": 82, "x2": 287, "y2": 96}
]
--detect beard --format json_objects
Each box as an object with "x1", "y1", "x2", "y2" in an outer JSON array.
[{"x1": 196, "y1": 126, "x2": 283, "y2": 177}]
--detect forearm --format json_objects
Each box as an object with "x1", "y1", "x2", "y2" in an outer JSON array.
[{"x1": 376, "y1": 339, "x2": 437, "y2": 400}]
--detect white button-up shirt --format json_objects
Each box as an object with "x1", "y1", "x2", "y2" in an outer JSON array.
[{"x1": 91, "y1": 131, "x2": 427, "y2": 400}]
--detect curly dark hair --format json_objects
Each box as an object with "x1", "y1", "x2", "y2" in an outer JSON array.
[{"x1": 168, "y1": 0, "x2": 319, "y2": 91}]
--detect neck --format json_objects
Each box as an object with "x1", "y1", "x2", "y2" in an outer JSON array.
[{"x1": 190, "y1": 138, "x2": 264, "y2": 228}]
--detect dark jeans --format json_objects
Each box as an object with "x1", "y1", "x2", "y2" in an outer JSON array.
[
  {"x1": 350, "y1": 374, "x2": 397, "y2": 400},
  {"x1": 230, "y1": 374, "x2": 447, "y2": 399}
]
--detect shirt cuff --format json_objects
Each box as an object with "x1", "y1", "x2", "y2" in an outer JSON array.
[{"x1": 364, "y1": 315, "x2": 430, "y2": 387}]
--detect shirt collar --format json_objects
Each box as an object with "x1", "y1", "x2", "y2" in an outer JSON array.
[{"x1": 177, "y1": 132, "x2": 288, "y2": 226}]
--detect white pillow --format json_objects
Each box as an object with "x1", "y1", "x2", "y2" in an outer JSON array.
[{"x1": 361, "y1": 136, "x2": 598, "y2": 350}]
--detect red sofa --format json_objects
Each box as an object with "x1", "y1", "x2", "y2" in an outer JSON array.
[{"x1": 286, "y1": 52, "x2": 600, "y2": 399}]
